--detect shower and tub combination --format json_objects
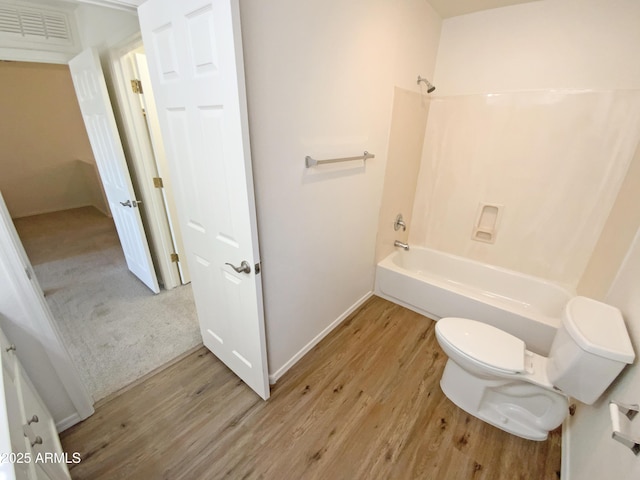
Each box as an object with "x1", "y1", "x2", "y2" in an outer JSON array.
[{"x1": 376, "y1": 83, "x2": 640, "y2": 440}]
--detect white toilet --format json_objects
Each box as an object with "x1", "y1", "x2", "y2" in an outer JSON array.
[{"x1": 435, "y1": 296, "x2": 635, "y2": 441}]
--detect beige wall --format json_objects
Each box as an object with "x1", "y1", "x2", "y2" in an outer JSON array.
[
  {"x1": 0, "y1": 61, "x2": 107, "y2": 218},
  {"x1": 409, "y1": 0, "x2": 640, "y2": 289},
  {"x1": 376, "y1": 87, "x2": 430, "y2": 261},
  {"x1": 240, "y1": 0, "x2": 441, "y2": 377}
]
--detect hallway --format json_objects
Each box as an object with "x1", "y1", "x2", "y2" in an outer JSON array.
[{"x1": 13, "y1": 206, "x2": 201, "y2": 401}]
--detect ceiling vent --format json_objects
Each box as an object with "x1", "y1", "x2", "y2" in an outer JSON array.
[{"x1": 0, "y1": 2, "x2": 74, "y2": 47}]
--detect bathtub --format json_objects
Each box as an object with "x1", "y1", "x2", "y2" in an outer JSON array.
[{"x1": 374, "y1": 247, "x2": 575, "y2": 356}]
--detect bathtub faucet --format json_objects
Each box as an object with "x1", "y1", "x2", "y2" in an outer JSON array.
[
  {"x1": 394, "y1": 240, "x2": 409, "y2": 251},
  {"x1": 394, "y1": 214, "x2": 406, "y2": 231}
]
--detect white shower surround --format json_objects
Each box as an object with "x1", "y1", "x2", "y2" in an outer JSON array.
[
  {"x1": 409, "y1": 89, "x2": 640, "y2": 287},
  {"x1": 375, "y1": 247, "x2": 574, "y2": 356}
]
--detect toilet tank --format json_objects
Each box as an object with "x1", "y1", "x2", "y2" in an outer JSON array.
[{"x1": 546, "y1": 296, "x2": 635, "y2": 404}]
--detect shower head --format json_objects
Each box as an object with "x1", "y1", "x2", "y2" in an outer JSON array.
[{"x1": 417, "y1": 75, "x2": 436, "y2": 93}]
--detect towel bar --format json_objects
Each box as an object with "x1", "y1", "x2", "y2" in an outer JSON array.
[{"x1": 305, "y1": 151, "x2": 374, "y2": 168}]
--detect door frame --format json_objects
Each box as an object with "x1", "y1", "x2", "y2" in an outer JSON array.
[
  {"x1": 107, "y1": 33, "x2": 185, "y2": 289},
  {"x1": 0, "y1": 43, "x2": 178, "y2": 425},
  {"x1": 131, "y1": 50, "x2": 191, "y2": 285},
  {"x1": 0, "y1": 193, "x2": 94, "y2": 430},
  {"x1": 0, "y1": 48, "x2": 98, "y2": 430}
]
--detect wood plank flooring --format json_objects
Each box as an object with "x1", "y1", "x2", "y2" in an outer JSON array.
[{"x1": 61, "y1": 296, "x2": 561, "y2": 479}]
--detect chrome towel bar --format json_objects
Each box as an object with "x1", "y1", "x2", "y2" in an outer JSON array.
[{"x1": 305, "y1": 151, "x2": 375, "y2": 168}]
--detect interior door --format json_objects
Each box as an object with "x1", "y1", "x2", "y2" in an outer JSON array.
[
  {"x1": 132, "y1": 52, "x2": 191, "y2": 285},
  {"x1": 138, "y1": 0, "x2": 270, "y2": 399},
  {"x1": 0, "y1": 191, "x2": 94, "y2": 424},
  {"x1": 69, "y1": 48, "x2": 160, "y2": 294}
]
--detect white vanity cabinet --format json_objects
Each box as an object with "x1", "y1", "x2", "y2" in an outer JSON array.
[{"x1": 0, "y1": 327, "x2": 71, "y2": 480}]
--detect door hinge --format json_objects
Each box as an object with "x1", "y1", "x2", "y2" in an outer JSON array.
[
  {"x1": 254, "y1": 262, "x2": 261, "y2": 274},
  {"x1": 130, "y1": 79, "x2": 143, "y2": 94},
  {"x1": 153, "y1": 177, "x2": 164, "y2": 188},
  {"x1": 170, "y1": 253, "x2": 179, "y2": 263}
]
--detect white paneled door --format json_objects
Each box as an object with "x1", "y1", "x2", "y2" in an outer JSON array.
[
  {"x1": 69, "y1": 48, "x2": 160, "y2": 294},
  {"x1": 138, "y1": 0, "x2": 269, "y2": 399}
]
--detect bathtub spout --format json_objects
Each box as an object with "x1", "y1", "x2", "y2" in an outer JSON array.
[{"x1": 394, "y1": 240, "x2": 410, "y2": 251}]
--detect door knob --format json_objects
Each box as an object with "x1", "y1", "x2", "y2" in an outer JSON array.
[
  {"x1": 120, "y1": 200, "x2": 142, "y2": 208},
  {"x1": 225, "y1": 261, "x2": 251, "y2": 274}
]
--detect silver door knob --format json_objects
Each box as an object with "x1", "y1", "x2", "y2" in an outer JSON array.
[
  {"x1": 31, "y1": 436, "x2": 43, "y2": 447},
  {"x1": 225, "y1": 261, "x2": 251, "y2": 274},
  {"x1": 6, "y1": 344, "x2": 16, "y2": 353},
  {"x1": 120, "y1": 200, "x2": 132, "y2": 207},
  {"x1": 27, "y1": 415, "x2": 39, "y2": 425}
]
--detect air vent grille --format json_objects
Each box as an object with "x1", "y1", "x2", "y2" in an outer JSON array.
[{"x1": 0, "y1": 5, "x2": 71, "y2": 42}]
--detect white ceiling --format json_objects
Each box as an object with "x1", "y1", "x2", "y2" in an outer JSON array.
[{"x1": 40, "y1": 0, "x2": 543, "y2": 18}]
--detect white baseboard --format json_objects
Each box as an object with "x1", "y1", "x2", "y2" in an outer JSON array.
[
  {"x1": 56, "y1": 412, "x2": 84, "y2": 433},
  {"x1": 268, "y1": 291, "x2": 374, "y2": 384}
]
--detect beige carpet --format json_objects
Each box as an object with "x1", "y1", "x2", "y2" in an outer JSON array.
[{"x1": 14, "y1": 207, "x2": 202, "y2": 402}]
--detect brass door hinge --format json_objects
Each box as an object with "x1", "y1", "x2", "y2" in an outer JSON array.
[
  {"x1": 153, "y1": 177, "x2": 164, "y2": 188},
  {"x1": 131, "y1": 79, "x2": 143, "y2": 94},
  {"x1": 170, "y1": 253, "x2": 179, "y2": 263}
]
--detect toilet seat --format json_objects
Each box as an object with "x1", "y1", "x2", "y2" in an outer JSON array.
[{"x1": 436, "y1": 317, "x2": 526, "y2": 374}]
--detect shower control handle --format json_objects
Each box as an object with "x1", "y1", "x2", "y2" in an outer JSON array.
[
  {"x1": 394, "y1": 214, "x2": 406, "y2": 232},
  {"x1": 225, "y1": 261, "x2": 251, "y2": 274}
]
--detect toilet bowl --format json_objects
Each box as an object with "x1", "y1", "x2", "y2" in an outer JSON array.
[{"x1": 435, "y1": 296, "x2": 635, "y2": 441}]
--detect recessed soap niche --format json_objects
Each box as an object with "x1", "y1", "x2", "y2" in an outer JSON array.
[{"x1": 472, "y1": 203, "x2": 503, "y2": 244}]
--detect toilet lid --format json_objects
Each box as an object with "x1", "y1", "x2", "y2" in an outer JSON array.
[{"x1": 436, "y1": 317, "x2": 526, "y2": 373}]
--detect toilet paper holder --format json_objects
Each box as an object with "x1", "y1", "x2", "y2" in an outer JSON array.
[{"x1": 609, "y1": 400, "x2": 640, "y2": 455}]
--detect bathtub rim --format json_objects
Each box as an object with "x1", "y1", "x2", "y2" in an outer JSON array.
[
  {"x1": 375, "y1": 246, "x2": 576, "y2": 335},
  {"x1": 379, "y1": 246, "x2": 576, "y2": 299}
]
